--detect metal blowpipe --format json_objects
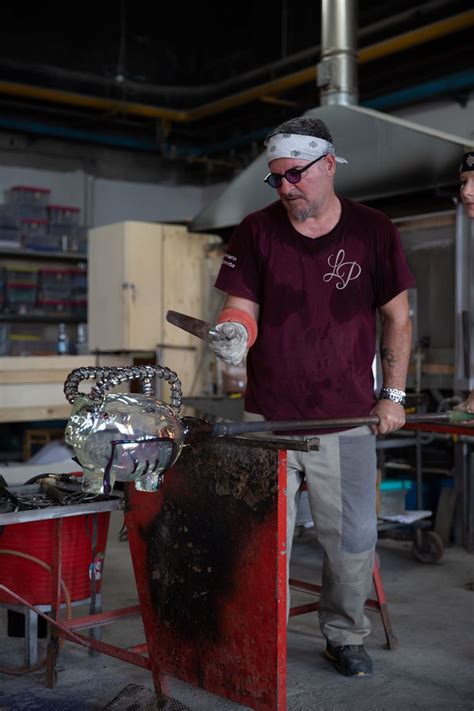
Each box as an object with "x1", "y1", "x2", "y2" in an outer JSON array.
[
  {"x1": 190, "y1": 409, "x2": 473, "y2": 437},
  {"x1": 63, "y1": 365, "x2": 474, "y2": 495}
]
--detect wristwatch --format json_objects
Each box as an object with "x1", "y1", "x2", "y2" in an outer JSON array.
[{"x1": 379, "y1": 387, "x2": 406, "y2": 407}]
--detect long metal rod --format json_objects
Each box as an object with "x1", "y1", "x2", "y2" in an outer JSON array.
[{"x1": 213, "y1": 411, "x2": 469, "y2": 437}]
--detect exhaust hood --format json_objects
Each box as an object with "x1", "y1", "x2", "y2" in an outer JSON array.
[
  {"x1": 191, "y1": 0, "x2": 469, "y2": 232},
  {"x1": 191, "y1": 103, "x2": 468, "y2": 232}
]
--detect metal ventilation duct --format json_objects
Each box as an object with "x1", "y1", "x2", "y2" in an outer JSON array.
[
  {"x1": 191, "y1": 103, "x2": 468, "y2": 230},
  {"x1": 191, "y1": 0, "x2": 470, "y2": 232}
]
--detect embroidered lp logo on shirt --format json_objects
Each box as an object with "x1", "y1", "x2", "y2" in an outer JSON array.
[{"x1": 323, "y1": 249, "x2": 361, "y2": 289}]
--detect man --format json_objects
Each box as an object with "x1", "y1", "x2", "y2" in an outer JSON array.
[
  {"x1": 210, "y1": 116, "x2": 415, "y2": 677},
  {"x1": 455, "y1": 150, "x2": 474, "y2": 412}
]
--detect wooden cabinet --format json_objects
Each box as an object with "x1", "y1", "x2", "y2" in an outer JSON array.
[{"x1": 88, "y1": 221, "x2": 220, "y2": 395}]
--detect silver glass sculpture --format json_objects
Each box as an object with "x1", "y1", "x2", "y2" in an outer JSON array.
[{"x1": 64, "y1": 365, "x2": 184, "y2": 494}]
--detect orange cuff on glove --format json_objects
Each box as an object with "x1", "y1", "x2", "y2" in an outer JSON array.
[{"x1": 217, "y1": 308, "x2": 258, "y2": 347}]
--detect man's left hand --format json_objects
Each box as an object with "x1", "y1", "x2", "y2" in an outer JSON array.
[
  {"x1": 453, "y1": 393, "x2": 474, "y2": 414},
  {"x1": 370, "y1": 399, "x2": 406, "y2": 435}
]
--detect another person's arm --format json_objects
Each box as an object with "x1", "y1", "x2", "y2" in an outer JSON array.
[
  {"x1": 371, "y1": 290, "x2": 413, "y2": 434},
  {"x1": 454, "y1": 391, "x2": 474, "y2": 414}
]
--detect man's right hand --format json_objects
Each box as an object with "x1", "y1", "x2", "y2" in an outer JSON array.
[{"x1": 209, "y1": 321, "x2": 248, "y2": 365}]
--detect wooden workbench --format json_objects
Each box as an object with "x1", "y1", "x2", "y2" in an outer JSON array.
[{"x1": 0, "y1": 355, "x2": 132, "y2": 423}]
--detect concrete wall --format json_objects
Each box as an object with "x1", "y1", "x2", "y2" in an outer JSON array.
[{"x1": 0, "y1": 163, "x2": 227, "y2": 229}]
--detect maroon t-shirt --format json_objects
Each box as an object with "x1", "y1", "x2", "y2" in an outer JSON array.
[{"x1": 214, "y1": 197, "x2": 416, "y2": 433}]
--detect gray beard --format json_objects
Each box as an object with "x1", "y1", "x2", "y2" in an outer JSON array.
[{"x1": 286, "y1": 200, "x2": 316, "y2": 222}]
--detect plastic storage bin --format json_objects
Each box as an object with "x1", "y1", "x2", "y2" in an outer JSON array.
[
  {"x1": 26, "y1": 232, "x2": 62, "y2": 252},
  {"x1": 38, "y1": 268, "x2": 73, "y2": 306},
  {"x1": 0, "y1": 204, "x2": 19, "y2": 229},
  {"x1": 20, "y1": 218, "x2": 52, "y2": 250},
  {"x1": 5, "y1": 267, "x2": 38, "y2": 287},
  {"x1": 4, "y1": 268, "x2": 38, "y2": 313},
  {"x1": 48, "y1": 205, "x2": 80, "y2": 226},
  {"x1": 5, "y1": 285, "x2": 37, "y2": 312},
  {"x1": 38, "y1": 267, "x2": 72, "y2": 287},
  {"x1": 5, "y1": 185, "x2": 50, "y2": 206},
  {"x1": 0, "y1": 205, "x2": 21, "y2": 248},
  {"x1": 4, "y1": 185, "x2": 50, "y2": 220}
]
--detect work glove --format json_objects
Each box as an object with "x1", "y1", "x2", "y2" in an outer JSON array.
[{"x1": 209, "y1": 321, "x2": 248, "y2": 365}]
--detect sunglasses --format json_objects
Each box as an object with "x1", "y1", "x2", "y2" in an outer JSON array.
[{"x1": 264, "y1": 154, "x2": 327, "y2": 189}]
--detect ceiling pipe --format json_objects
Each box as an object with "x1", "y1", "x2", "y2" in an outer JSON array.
[
  {"x1": 0, "y1": 0, "x2": 461, "y2": 101},
  {"x1": 318, "y1": 0, "x2": 358, "y2": 106},
  {"x1": 0, "y1": 10, "x2": 471, "y2": 125},
  {"x1": 364, "y1": 68, "x2": 474, "y2": 111},
  {"x1": 0, "y1": 68, "x2": 471, "y2": 159}
]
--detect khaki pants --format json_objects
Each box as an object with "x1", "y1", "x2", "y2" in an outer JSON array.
[{"x1": 244, "y1": 412, "x2": 377, "y2": 646}]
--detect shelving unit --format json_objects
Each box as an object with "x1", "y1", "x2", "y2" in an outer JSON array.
[
  {"x1": 0, "y1": 248, "x2": 88, "y2": 356},
  {"x1": 0, "y1": 185, "x2": 88, "y2": 358},
  {"x1": 0, "y1": 249, "x2": 86, "y2": 262}
]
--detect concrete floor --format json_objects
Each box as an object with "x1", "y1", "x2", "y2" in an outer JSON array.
[{"x1": 1, "y1": 510, "x2": 473, "y2": 710}]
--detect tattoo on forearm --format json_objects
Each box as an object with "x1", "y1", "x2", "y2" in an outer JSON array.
[{"x1": 381, "y1": 347, "x2": 396, "y2": 367}]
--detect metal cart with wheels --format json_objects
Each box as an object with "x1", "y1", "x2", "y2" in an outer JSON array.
[{"x1": 377, "y1": 517, "x2": 445, "y2": 564}]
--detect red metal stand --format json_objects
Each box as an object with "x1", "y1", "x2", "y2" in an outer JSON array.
[
  {"x1": 125, "y1": 437, "x2": 288, "y2": 711},
  {"x1": 289, "y1": 557, "x2": 399, "y2": 650},
  {"x1": 0, "y1": 496, "x2": 150, "y2": 686},
  {"x1": 1, "y1": 435, "x2": 402, "y2": 707},
  {"x1": 1, "y1": 441, "x2": 289, "y2": 710}
]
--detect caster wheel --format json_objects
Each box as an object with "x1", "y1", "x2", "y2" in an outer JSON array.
[{"x1": 412, "y1": 530, "x2": 444, "y2": 563}]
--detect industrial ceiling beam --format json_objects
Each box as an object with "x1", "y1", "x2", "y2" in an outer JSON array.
[{"x1": 0, "y1": 9, "x2": 471, "y2": 125}]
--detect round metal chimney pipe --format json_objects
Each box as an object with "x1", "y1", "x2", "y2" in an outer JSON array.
[{"x1": 318, "y1": 0, "x2": 358, "y2": 106}]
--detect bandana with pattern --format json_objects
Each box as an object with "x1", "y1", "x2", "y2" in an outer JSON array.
[
  {"x1": 266, "y1": 133, "x2": 348, "y2": 164},
  {"x1": 460, "y1": 151, "x2": 474, "y2": 173}
]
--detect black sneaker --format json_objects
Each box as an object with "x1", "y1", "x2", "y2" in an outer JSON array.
[{"x1": 324, "y1": 642, "x2": 373, "y2": 677}]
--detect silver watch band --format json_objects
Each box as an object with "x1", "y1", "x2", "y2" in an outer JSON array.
[{"x1": 379, "y1": 387, "x2": 406, "y2": 406}]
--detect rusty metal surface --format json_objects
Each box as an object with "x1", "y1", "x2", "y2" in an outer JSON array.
[{"x1": 125, "y1": 437, "x2": 287, "y2": 711}]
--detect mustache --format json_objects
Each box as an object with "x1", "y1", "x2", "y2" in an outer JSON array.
[{"x1": 282, "y1": 190, "x2": 305, "y2": 200}]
